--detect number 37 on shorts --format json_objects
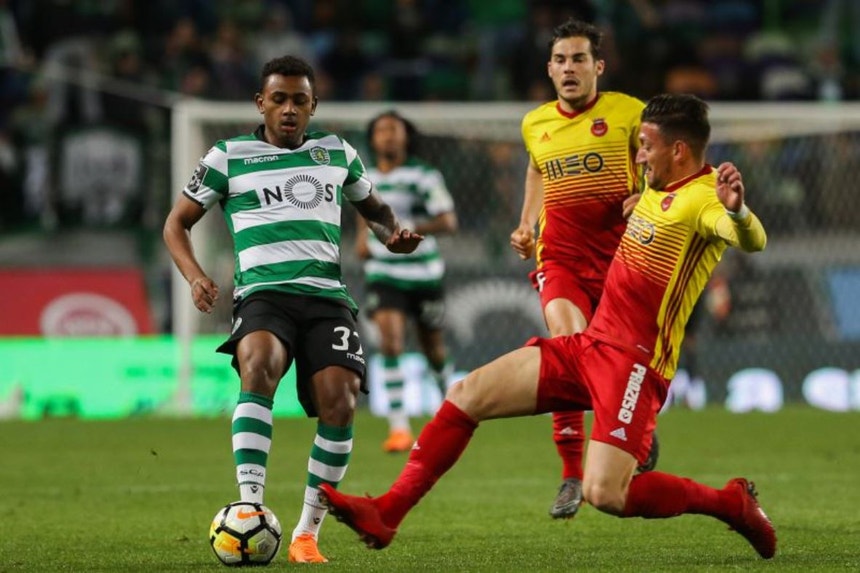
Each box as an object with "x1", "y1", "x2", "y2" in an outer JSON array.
[{"x1": 331, "y1": 325, "x2": 365, "y2": 366}]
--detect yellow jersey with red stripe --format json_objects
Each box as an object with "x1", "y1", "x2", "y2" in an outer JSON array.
[
  {"x1": 588, "y1": 165, "x2": 767, "y2": 379},
  {"x1": 522, "y1": 92, "x2": 644, "y2": 285}
]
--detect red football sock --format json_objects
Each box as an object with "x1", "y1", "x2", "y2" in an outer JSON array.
[
  {"x1": 623, "y1": 471, "x2": 740, "y2": 522},
  {"x1": 377, "y1": 400, "x2": 478, "y2": 527},
  {"x1": 552, "y1": 410, "x2": 585, "y2": 480}
]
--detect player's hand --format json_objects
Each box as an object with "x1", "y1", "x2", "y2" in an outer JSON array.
[
  {"x1": 190, "y1": 276, "x2": 219, "y2": 314},
  {"x1": 716, "y1": 162, "x2": 745, "y2": 212},
  {"x1": 386, "y1": 228, "x2": 424, "y2": 253},
  {"x1": 510, "y1": 225, "x2": 535, "y2": 260},
  {"x1": 622, "y1": 193, "x2": 641, "y2": 218}
]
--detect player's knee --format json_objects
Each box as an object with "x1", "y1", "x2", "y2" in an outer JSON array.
[
  {"x1": 239, "y1": 358, "x2": 281, "y2": 395},
  {"x1": 445, "y1": 375, "x2": 473, "y2": 406},
  {"x1": 317, "y1": 391, "x2": 357, "y2": 426},
  {"x1": 445, "y1": 373, "x2": 489, "y2": 420},
  {"x1": 583, "y1": 481, "x2": 626, "y2": 516}
]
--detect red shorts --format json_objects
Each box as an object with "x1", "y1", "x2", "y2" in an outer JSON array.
[
  {"x1": 529, "y1": 261, "x2": 602, "y2": 323},
  {"x1": 526, "y1": 333, "x2": 669, "y2": 465}
]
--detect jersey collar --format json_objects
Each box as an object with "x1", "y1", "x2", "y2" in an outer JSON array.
[
  {"x1": 556, "y1": 93, "x2": 600, "y2": 119},
  {"x1": 662, "y1": 164, "x2": 713, "y2": 193}
]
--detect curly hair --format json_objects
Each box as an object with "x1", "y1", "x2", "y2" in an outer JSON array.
[
  {"x1": 365, "y1": 110, "x2": 421, "y2": 158},
  {"x1": 260, "y1": 55, "x2": 316, "y2": 94}
]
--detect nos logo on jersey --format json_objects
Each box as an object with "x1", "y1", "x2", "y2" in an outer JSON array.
[
  {"x1": 309, "y1": 146, "x2": 330, "y2": 165},
  {"x1": 284, "y1": 174, "x2": 325, "y2": 209}
]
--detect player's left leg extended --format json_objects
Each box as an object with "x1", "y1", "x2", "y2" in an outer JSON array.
[{"x1": 320, "y1": 345, "x2": 544, "y2": 549}]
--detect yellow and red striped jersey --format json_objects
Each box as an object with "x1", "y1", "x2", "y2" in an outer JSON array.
[
  {"x1": 522, "y1": 92, "x2": 644, "y2": 284},
  {"x1": 588, "y1": 165, "x2": 767, "y2": 379}
]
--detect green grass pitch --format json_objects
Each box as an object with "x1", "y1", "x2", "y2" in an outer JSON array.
[{"x1": 1, "y1": 406, "x2": 859, "y2": 571}]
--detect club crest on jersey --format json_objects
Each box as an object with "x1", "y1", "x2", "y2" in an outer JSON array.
[
  {"x1": 309, "y1": 146, "x2": 330, "y2": 165},
  {"x1": 591, "y1": 118, "x2": 608, "y2": 137},
  {"x1": 661, "y1": 193, "x2": 676, "y2": 211}
]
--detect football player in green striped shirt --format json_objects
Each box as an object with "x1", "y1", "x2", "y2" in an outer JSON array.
[
  {"x1": 356, "y1": 111, "x2": 458, "y2": 453},
  {"x1": 163, "y1": 55, "x2": 422, "y2": 564}
]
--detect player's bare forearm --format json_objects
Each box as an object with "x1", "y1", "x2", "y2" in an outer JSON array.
[
  {"x1": 365, "y1": 204, "x2": 398, "y2": 244},
  {"x1": 354, "y1": 191, "x2": 424, "y2": 252},
  {"x1": 354, "y1": 191, "x2": 398, "y2": 242},
  {"x1": 511, "y1": 161, "x2": 542, "y2": 260},
  {"x1": 163, "y1": 197, "x2": 219, "y2": 313},
  {"x1": 519, "y1": 161, "x2": 544, "y2": 230}
]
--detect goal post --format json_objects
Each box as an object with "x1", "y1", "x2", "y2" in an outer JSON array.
[{"x1": 169, "y1": 99, "x2": 860, "y2": 413}]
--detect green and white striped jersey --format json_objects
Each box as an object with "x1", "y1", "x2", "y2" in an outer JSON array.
[
  {"x1": 183, "y1": 126, "x2": 372, "y2": 311},
  {"x1": 363, "y1": 157, "x2": 454, "y2": 290}
]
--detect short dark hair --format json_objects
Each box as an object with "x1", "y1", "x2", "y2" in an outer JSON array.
[
  {"x1": 366, "y1": 110, "x2": 420, "y2": 157},
  {"x1": 549, "y1": 18, "x2": 603, "y2": 59},
  {"x1": 641, "y1": 93, "x2": 711, "y2": 158},
  {"x1": 260, "y1": 55, "x2": 316, "y2": 94}
]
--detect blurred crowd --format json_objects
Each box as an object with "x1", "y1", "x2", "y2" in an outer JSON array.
[{"x1": 0, "y1": 0, "x2": 857, "y2": 232}]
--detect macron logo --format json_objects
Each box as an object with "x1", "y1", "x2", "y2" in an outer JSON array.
[{"x1": 244, "y1": 155, "x2": 279, "y2": 165}]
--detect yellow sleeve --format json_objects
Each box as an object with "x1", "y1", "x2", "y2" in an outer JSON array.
[{"x1": 699, "y1": 200, "x2": 767, "y2": 252}]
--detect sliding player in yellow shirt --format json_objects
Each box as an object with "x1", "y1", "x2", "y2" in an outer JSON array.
[{"x1": 321, "y1": 93, "x2": 776, "y2": 561}]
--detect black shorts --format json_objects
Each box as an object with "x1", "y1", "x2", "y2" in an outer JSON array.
[
  {"x1": 364, "y1": 282, "x2": 446, "y2": 330},
  {"x1": 216, "y1": 291, "x2": 367, "y2": 417}
]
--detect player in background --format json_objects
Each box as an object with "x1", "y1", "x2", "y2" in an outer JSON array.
[
  {"x1": 320, "y1": 93, "x2": 776, "y2": 560},
  {"x1": 163, "y1": 55, "x2": 422, "y2": 564},
  {"x1": 509, "y1": 18, "x2": 657, "y2": 520},
  {"x1": 357, "y1": 110, "x2": 458, "y2": 453}
]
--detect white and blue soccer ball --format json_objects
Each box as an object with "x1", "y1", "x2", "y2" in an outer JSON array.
[{"x1": 209, "y1": 501, "x2": 282, "y2": 566}]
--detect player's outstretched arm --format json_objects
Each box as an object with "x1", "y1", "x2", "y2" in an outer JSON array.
[
  {"x1": 716, "y1": 162, "x2": 745, "y2": 212},
  {"x1": 354, "y1": 190, "x2": 424, "y2": 254},
  {"x1": 714, "y1": 162, "x2": 766, "y2": 253}
]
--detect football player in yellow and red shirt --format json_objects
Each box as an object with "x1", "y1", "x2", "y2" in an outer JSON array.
[
  {"x1": 320, "y1": 93, "x2": 776, "y2": 561},
  {"x1": 510, "y1": 18, "x2": 654, "y2": 519}
]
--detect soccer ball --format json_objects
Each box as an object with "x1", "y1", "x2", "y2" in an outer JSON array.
[{"x1": 209, "y1": 501, "x2": 282, "y2": 566}]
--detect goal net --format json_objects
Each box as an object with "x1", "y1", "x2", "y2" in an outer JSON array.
[{"x1": 170, "y1": 100, "x2": 860, "y2": 412}]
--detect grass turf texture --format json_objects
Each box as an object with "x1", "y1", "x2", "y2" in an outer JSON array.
[{"x1": 1, "y1": 407, "x2": 858, "y2": 571}]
